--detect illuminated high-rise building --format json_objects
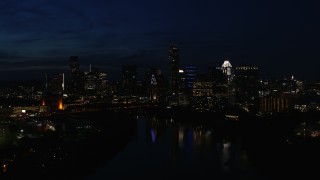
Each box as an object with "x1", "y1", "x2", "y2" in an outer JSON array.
[
  {"x1": 83, "y1": 65, "x2": 108, "y2": 98},
  {"x1": 210, "y1": 59, "x2": 235, "y2": 105},
  {"x1": 168, "y1": 44, "x2": 180, "y2": 94},
  {"x1": 260, "y1": 94, "x2": 293, "y2": 113},
  {"x1": 97, "y1": 72, "x2": 108, "y2": 97},
  {"x1": 144, "y1": 67, "x2": 161, "y2": 101},
  {"x1": 185, "y1": 66, "x2": 197, "y2": 90},
  {"x1": 150, "y1": 74, "x2": 158, "y2": 102},
  {"x1": 234, "y1": 65, "x2": 260, "y2": 112},
  {"x1": 144, "y1": 67, "x2": 167, "y2": 104},
  {"x1": 122, "y1": 65, "x2": 137, "y2": 95},
  {"x1": 84, "y1": 71, "x2": 97, "y2": 92},
  {"x1": 221, "y1": 59, "x2": 233, "y2": 84},
  {"x1": 192, "y1": 75, "x2": 214, "y2": 112}
]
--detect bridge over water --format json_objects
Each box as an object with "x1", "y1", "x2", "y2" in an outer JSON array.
[{"x1": 63, "y1": 102, "x2": 157, "y2": 113}]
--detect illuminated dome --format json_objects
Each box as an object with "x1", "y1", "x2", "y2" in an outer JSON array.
[
  {"x1": 221, "y1": 59, "x2": 232, "y2": 76},
  {"x1": 221, "y1": 60, "x2": 232, "y2": 68}
]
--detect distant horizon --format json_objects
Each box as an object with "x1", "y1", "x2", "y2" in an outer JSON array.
[
  {"x1": 0, "y1": 1, "x2": 319, "y2": 81},
  {"x1": 0, "y1": 59, "x2": 317, "y2": 83}
]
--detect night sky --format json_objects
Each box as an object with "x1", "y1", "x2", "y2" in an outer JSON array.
[{"x1": 0, "y1": 0, "x2": 319, "y2": 81}]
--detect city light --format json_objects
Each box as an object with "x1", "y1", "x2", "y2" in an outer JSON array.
[
  {"x1": 2, "y1": 164, "x2": 7, "y2": 172},
  {"x1": 58, "y1": 98, "x2": 63, "y2": 110},
  {"x1": 0, "y1": 1, "x2": 317, "y2": 179}
]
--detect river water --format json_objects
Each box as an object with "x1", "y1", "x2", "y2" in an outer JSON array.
[
  {"x1": 2, "y1": 111, "x2": 319, "y2": 179},
  {"x1": 88, "y1": 115, "x2": 260, "y2": 180}
]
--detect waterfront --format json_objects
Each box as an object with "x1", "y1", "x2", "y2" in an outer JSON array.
[
  {"x1": 0, "y1": 111, "x2": 137, "y2": 179},
  {"x1": 89, "y1": 115, "x2": 256, "y2": 179},
  {"x1": 1, "y1": 110, "x2": 320, "y2": 179}
]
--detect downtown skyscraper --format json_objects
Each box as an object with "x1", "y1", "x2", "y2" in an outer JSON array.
[
  {"x1": 69, "y1": 56, "x2": 83, "y2": 96},
  {"x1": 168, "y1": 44, "x2": 180, "y2": 94}
]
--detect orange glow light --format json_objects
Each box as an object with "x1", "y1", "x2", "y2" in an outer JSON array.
[
  {"x1": 41, "y1": 99, "x2": 46, "y2": 106},
  {"x1": 58, "y1": 98, "x2": 63, "y2": 110}
]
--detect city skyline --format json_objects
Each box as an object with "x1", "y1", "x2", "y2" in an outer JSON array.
[{"x1": 0, "y1": 0, "x2": 319, "y2": 80}]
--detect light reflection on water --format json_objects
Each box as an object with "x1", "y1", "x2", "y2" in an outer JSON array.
[
  {"x1": 2, "y1": 112, "x2": 319, "y2": 179},
  {"x1": 89, "y1": 116, "x2": 255, "y2": 179}
]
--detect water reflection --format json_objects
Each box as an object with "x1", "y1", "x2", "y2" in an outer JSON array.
[
  {"x1": 90, "y1": 115, "x2": 255, "y2": 179},
  {"x1": 4, "y1": 111, "x2": 318, "y2": 179}
]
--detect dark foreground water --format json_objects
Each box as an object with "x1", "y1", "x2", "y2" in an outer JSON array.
[
  {"x1": 88, "y1": 116, "x2": 258, "y2": 180},
  {"x1": 1, "y1": 111, "x2": 320, "y2": 179}
]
